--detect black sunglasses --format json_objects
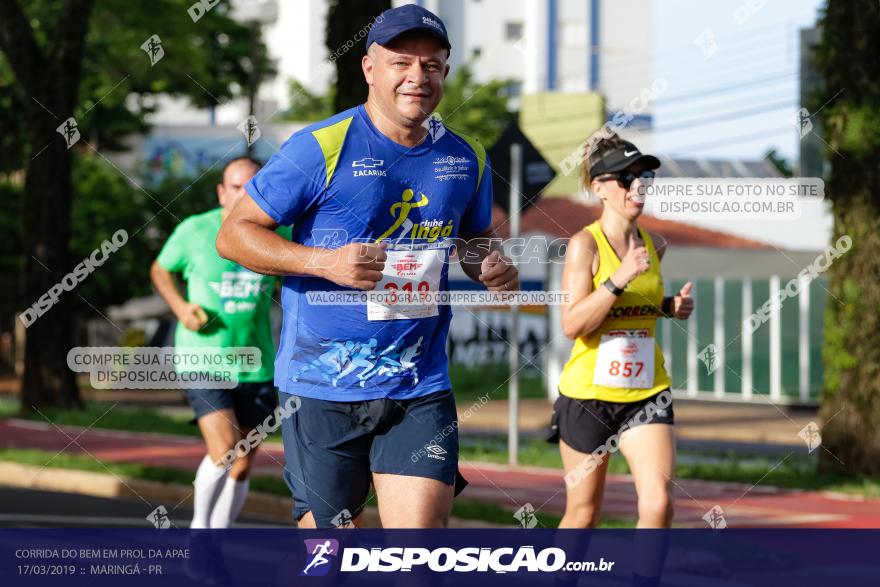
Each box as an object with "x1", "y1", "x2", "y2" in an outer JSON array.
[{"x1": 596, "y1": 170, "x2": 655, "y2": 190}]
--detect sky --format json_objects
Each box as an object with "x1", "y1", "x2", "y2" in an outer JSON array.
[
  {"x1": 648, "y1": 0, "x2": 832, "y2": 251},
  {"x1": 651, "y1": 0, "x2": 825, "y2": 163}
]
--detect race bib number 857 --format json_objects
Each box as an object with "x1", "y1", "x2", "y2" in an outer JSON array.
[{"x1": 592, "y1": 329, "x2": 655, "y2": 389}]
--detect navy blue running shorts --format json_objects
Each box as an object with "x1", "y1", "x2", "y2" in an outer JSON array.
[
  {"x1": 185, "y1": 381, "x2": 278, "y2": 430},
  {"x1": 280, "y1": 388, "x2": 467, "y2": 527}
]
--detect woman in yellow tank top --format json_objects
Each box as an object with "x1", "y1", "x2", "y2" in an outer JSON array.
[{"x1": 547, "y1": 134, "x2": 694, "y2": 530}]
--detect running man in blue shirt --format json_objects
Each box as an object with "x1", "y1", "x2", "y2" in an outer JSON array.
[{"x1": 216, "y1": 4, "x2": 518, "y2": 528}]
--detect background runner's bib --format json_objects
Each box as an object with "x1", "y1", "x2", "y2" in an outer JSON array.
[
  {"x1": 368, "y1": 242, "x2": 448, "y2": 321},
  {"x1": 558, "y1": 221, "x2": 671, "y2": 403}
]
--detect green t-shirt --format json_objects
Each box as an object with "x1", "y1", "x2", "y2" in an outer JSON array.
[{"x1": 156, "y1": 207, "x2": 290, "y2": 383}]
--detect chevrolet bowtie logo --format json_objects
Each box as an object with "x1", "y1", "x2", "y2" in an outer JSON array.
[{"x1": 352, "y1": 157, "x2": 384, "y2": 168}]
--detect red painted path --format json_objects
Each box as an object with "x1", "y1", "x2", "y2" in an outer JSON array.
[{"x1": 2, "y1": 419, "x2": 878, "y2": 528}]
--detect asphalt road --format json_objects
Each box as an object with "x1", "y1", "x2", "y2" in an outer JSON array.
[{"x1": 0, "y1": 487, "x2": 288, "y2": 528}]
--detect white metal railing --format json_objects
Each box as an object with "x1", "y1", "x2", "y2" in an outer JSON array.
[{"x1": 545, "y1": 271, "x2": 823, "y2": 405}]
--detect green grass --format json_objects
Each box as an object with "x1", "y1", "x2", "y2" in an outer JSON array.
[
  {"x1": 450, "y1": 500, "x2": 630, "y2": 528},
  {"x1": 0, "y1": 447, "x2": 634, "y2": 527},
  {"x1": 462, "y1": 438, "x2": 636, "y2": 475},
  {"x1": 4, "y1": 394, "x2": 879, "y2": 498},
  {"x1": 0, "y1": 397, "x2": 20, "y2": 418},
  {"x1": 463, "y1": 439, "x2": 880, "y2": 498},
  {"x1": 0, "y1": 362, "x2": 540, "y2": 436},
  {"x1": 449, "y1": 363, "x2": 545, "y2": 403},
  {"x1": 676, "y1": 454, "x2": 880, "y2": 498},
  {"x1": 462, "y1": 438, "x2": 565, "y2": 469},
  {"x1": 1, "y1": 397, "x2": 198, "y2": 437},
  {"x1": 0, "y1": 447, "x2": 194, "y2": 485},
  {"x1": 0, "y1": 397, "x2": 287, "y2": 441}
]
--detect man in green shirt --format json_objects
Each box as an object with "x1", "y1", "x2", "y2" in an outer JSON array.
[{"x1": 151, "y1": 156, "x2": 288, "y2": 529}]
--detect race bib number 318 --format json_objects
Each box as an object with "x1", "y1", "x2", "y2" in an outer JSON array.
[{"x1": 367, "y1": 244, "x2": 446, "y2": 321}]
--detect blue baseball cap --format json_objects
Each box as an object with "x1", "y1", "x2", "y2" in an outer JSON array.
[{"x1": 367, "y1": 4, "x2": 451, "y2": 53}]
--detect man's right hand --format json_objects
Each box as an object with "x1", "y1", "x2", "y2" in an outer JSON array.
[
  {"x1": 318, "y1": 242, "x2": 387, "y2": 290},
  {"x1": 177, "y1": 302, "x2": 209, "y2": 331}
]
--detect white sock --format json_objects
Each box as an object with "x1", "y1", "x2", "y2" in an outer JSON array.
[
  {"x1": 190, "y1": 455, "x2": 228, "y2": 529},
  {"x1": 209, "y1": 477, "x2": 250, "y2": 528}
]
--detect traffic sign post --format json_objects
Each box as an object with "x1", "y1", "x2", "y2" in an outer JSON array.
[
  {"x1": 508, "y1": 143, "x2": 522, "y2": 467},
  {"x1": 488, "y1": 122, "x2": 555, "y2": 214}
]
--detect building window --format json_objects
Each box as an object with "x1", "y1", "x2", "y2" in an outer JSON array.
[
  {"x1": 505, "y1": 22, "x2": 524, "y2": 40},
  {"x1": 503, "y1": 81, "x2": 523, "y2": 98},
  {"x1": 472, "y1": 47, "x2": 482, "y2": 59}
]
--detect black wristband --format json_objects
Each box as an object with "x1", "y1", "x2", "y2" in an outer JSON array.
[
  {"x1": 660, "y1": 296, "x2": 674, "y2": 317},
  {"x1": 602, "y1": 278, "x2": 625, "y2": 296}
]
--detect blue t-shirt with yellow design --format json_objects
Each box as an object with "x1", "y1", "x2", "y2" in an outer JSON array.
[{"x1": 245, "y1": 105, "x2": 493, "y2": 401}]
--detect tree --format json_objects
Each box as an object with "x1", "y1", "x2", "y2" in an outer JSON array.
[
  {"x1": 279, "y1": 79, "x2": 335, "y2": 122},
  {"x1": 325, "y1": 0, "x2": 390, "y2": 112},
  {"x1": 816, "y1": 0, "x2": 880, "y2": 475},
  {"x1": 0, "y1": 0, "x2": 95, "y2": 410},
  {"x1": 0, "y1": 0, "x2": 271, "y2": 410},
  {"x1": 279, "y1": 60, "x2": 514, "y2": 147},
  {"x1": 436, "y1": 64, "x2": 515, "y2": 147},
  {"x1": 763, "y1": 147, "x2": 793, "y2": 178}
]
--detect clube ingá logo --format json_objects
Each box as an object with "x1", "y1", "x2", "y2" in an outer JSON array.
[{"x1": 300, "y1": 538, "x2": 340, "y2": 576}]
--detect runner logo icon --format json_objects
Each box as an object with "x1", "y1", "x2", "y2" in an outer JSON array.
[{"x1": 301, "y1": 538, "x2": 340, "y2": 577}]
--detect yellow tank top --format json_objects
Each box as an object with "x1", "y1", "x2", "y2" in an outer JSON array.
[{"x1": 558, "y1": 221, "x2": 671, "y2": 402}]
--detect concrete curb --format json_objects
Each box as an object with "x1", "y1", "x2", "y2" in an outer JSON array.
[
  {"x1": 0, "y1": 461, "x2": 500, "y2": 528},
  {"x1": 0, "y1": 461, "x2": 296, "y2": 522}
]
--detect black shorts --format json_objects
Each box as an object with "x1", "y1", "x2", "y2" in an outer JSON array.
[
  {"x1": 185, "y1": 381, "x2": 278, "y2": 430},
  {"x1": 547, "y1": 389, "x2": 674, "y2": 454},
  {"x1": 280, "y1": 389, "x2": 468, "y2": 528}
]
